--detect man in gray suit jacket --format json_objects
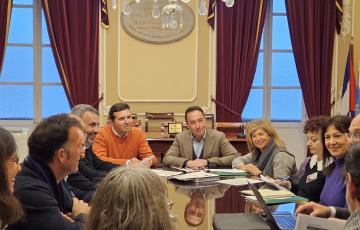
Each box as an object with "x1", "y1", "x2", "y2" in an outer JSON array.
[{"x1": 163, "y1": 106, "x2": 239, "y2": 169}]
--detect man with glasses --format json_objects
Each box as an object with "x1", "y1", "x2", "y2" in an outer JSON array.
[{"x1": 296, "y1": 114, "x2": 360, "y2": 220}]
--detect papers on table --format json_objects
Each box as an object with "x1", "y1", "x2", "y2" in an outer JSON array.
[
  {"x1": 209, "y1": 168, "x2": 250, "y2": 176},
  {"x1": 243, "y1": 195, "x2": 308, "y2": 205},
  {"x1": 241, "y1": 189, "x2": 295, "y2": 198},
  {"x1": 151, "y1": 169, "x2": 183, "y2": 178},
  {"x1": 260, "y1": 174, "x2": 288, "y2": 191},
  {"x1": 169, "y1": 171, "x2": 220, "y2": 183},
  {"x1": 217, "y1": 177, "x2": 262, "y2": 186}
]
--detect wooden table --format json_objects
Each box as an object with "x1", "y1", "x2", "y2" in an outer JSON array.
[{"x1": 145, "y1": 131, "x2": 248, "y2": 161}]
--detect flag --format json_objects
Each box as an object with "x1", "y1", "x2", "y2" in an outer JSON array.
[
  {"x1": 356, "y1": 63, "x2": 360, "y2": 114},
  {"x1": 207, "y1": 0, "x2": 216, "y2": 30},
  {"x1": 335, "y1": 0, "x2": 343, "y2": 34},
  {"x1": 101, "y1": 0, "x2": 109, "y2": 29},
  {"x1": 340, "y1": 43, "x2": 356, "y2": 116}
]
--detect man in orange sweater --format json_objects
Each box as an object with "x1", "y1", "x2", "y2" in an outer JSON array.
[{"x1": 92, "y1": 103, "x2": 156, "y2": 167}]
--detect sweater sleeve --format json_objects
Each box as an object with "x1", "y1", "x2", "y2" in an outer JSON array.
[
  {"x1": 232, "y1": 152, "x2": 254, "y2": 168},
  {"x1": 272, "y1": 151, "x2": 296, "y2": 179},
  {"x1": 136, "y1": 130, "x2": 157, "y2": 167}
]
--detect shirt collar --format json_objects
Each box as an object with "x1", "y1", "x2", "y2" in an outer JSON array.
[
  {"x1": 111, "y1": 126, "x2": 129, "y2": 139},
  {"x1": 192, "y1": 129, "x2": 206, "y2": 142}
]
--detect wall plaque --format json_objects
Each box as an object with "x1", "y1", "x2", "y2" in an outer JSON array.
[{"x1": 120, "y1": 0, "x2": 195, "y2": 44}]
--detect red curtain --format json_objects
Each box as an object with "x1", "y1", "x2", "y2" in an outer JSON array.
[
  {"x1": 215, "y1": 0, "x2": 268, "y2": 122},
  {"x1": 0, "y1": 0, "x2": 12, "y2": 74},
  {"x1": 41, "y1": 0, "x2": 100, "y2": 108},
  {"x1": 285, "y1": 0, "x2": 336, "y2": 117}
]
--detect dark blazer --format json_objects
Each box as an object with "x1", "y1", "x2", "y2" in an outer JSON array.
[
  {"x1": 335, "y1": 207, "x2": 350, "y2": 219},
  {"x1": 163, "y1": 129, "x2": 239, "y2": 168},
  {"x1": 67, "y1": 147, "x2": 117, "y2": 196},
  {"x1": 8, "y1": 157, "x2": 85, "y2": 230}
]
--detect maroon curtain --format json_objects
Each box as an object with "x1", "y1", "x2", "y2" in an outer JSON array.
[
  {"x1": 285, "y1": 0, "x2": 336, "y2": 118},
  {"x1": 0, "y1": 0, "x2": 12, "y2": 74},
  {"x1": 216, "y1": 0, "x2": 268, "y2": 122},
  {"x1": 42, "y1": 0, "x2": 100, "y2": 108}
]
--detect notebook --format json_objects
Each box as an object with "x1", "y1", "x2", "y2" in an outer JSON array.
[{"x1": 248, "y1": 182, "x2": 296, "y2": 230}]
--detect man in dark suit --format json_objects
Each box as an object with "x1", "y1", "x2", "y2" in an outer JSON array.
[
  {"x1": 163, "y1": 106, "x2": 239, "y2": 169},
  {"x1": 67, "y1": 104, "x2": 117, "y2": 202}
]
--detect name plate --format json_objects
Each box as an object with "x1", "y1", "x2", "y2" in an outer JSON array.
[
  {"x1": 168, "y1": 123, "x2": 183, "y2": 134},
  {"x1": 120, "y1": 0, "x2": 195, "y2": 44}
]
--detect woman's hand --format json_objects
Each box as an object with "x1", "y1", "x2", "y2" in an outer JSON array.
[{"x1": 242, "y1": 164, "x2": 262, "y2": 176}]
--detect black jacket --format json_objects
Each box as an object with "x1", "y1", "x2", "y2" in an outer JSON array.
[
  {"x1": 66, "y1": 147, "x2": 117, "y2": 201},
  {"x1": 8, "y1": 156, "x2": 85, "y2": 230}
]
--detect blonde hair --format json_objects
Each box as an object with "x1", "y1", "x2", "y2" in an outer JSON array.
[
  {"x1": 246, "y1": 119, "x2": 285, "y2": 153},
  {"x1": 86, "y1": 167, "x2": 174, "y2": 230}
]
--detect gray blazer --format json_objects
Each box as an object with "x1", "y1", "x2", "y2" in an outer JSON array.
[{"x1": 163, "y1": 129, "x2": 239, "y2": 168}]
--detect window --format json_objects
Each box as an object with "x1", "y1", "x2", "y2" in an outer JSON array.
[
  {"x1": 0, "y1": 0, "x2": 69, "y2": 123},
  {"x1": 242, "y1": 0, "x2": 303, "y2": 122}
]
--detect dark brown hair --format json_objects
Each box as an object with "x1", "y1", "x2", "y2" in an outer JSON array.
[
  {"x1": 0, "y1": 127, "x2": 23, "y2": 228},
  {"x1": 303, "y1": 116, "x2": 328, "y2": 134}
]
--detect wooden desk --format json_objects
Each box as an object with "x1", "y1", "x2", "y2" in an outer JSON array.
[{"x1": 145, "y1": 132, "x2": 248, "y2": 161}]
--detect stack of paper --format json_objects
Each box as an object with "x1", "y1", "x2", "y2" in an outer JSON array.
[
  {"x1": 169, "y1": 171, "x2": 220, "y2": 183},
  {"x1": 151, "y1": 169, "x2": 183, "y2": 178},
  {"x1": 209, "y1": 168, "x2": 250, "y2": 176},
  {"x1": 217, "y1": 178, "x2": 262, "y2": 186},
  {"x1": 241, "y1": 189, "x2": 295, "y2": 198}
]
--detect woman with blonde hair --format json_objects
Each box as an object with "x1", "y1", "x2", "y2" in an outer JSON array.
[
  {"x1": 86, "y1": 167, "x2": 175, "y2": 230},
  {"x1": 0, "y1": 127, "x2": 23, "y2": 229},
  {"x1": 232, "y1": 119, "x2": 299, "y2": 185}
]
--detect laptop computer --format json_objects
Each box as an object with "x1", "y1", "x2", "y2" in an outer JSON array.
[{"x1": 248, "y1": 182, "x2": 296, "y2": 230}]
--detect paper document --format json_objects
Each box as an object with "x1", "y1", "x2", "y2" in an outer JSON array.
[
  {"x1": 244, "y1": 195, "x2": 308, "y2": 205},
  {"x1": 241, "y1": 189, "x2": 295, "y2": 198},
  {"x1": 171, "y1": 171, "x2": 219, "y2": 180},
  {"x1": 217, "y1": 178, "x2": 262, "y2": 186},
  {"x1": 260, "y1": 175, "x2": 288, "y2": 191},
  {"x1": 151, "y1": 169, "x2": 183, "y2": 177},
  {"x1": 295, "y1": 214, "x2": 345, "y2": 230},
  {"x1": 209, "y1": 169, "x2": 250, "y2": 176}
]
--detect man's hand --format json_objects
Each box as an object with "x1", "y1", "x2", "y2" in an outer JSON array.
[
  {"x1": 295, "y1": 202, "x2": 331, "y2": 218},
  {"x1": 127, "y1": 157, "x2": 142, "y2": 167},
  {"x1": 186, "y1": 159, "x2": 208, "y2": 170},
  {"x1": 72, "y1": 198, "x2": 90, "y2": 217},
  {"x1": 61, "y1": 212, "x2": 74, "y2": 222},
  {"x1": 140, "y1": 156, "x2": 153, "y2": 168},
  {"x1": 242, "y1": 164, "x2": 262, "y2": 176}
]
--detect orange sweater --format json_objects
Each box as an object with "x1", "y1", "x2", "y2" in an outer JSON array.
[{"x1": 92, "y1": 125, "x2": 156, "y2": 166}]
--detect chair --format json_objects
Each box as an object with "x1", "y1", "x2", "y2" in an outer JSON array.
[
  {"x1": 215, "y1": 122, "x2": 247, "y2": 138},
  {"x1": 145, "y1": 112, "x2": 175, "y2": 132},
  {"x1": 204, "y1": 113, "x2": 215, "y2": 129},
  {"x1": 131, "y1": 114, "x2": 142, "y2": 128}
]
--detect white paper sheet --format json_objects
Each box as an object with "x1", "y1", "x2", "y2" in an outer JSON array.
[
  {"x1": 217, "y1": 178, "x2": 262, "y2": 186},
  {"x1": 151, "y1": 169, "x2": 183, "y2": 177}
]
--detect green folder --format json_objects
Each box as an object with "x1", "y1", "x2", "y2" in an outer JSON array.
[
  {"x1": 245, "y1": 195, "x2": 308, "y2": 205},
  {"x1": 210, "y1": 170, "x2": 250, "y2": 176}
]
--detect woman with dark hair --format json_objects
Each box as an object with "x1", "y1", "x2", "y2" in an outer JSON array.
[
  {"x1": 320, "y1": 115, "x2": 352, "y2": 207},
  {"x1": 297, "y1": 116, "x2": 329, "y2": 202},
  {"x1": 0, "y1": 127, "x2": 23, "y2": 229}
]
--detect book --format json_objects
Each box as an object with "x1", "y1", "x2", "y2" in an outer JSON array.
[
  {"x1": 209, "y1": 168, "x2": 250, "y2": 176},
  {"x1": 241, "y1": 189, "x2": 295, "y2": 198},
  {"x1": 243, "y1": 195, "x2": 308, "y2": 205}
]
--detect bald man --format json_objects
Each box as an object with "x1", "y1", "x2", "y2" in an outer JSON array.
[{"x1": 296, "y1": 114, "x2": 360, "y2": 219}]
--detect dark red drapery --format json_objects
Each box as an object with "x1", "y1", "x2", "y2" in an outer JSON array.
[
  {"x1": 0, "y1": 0, "x2": 12, "y2": 74},
  {"x1": 285, "y1": 0, "x2": 336, "y2": 118},
  {"x1": 215, "y1": 0, "x2": 268, "y2": 122},
  {"x1": 41, "y1": 0, "x2": 100, "y2": 108}
]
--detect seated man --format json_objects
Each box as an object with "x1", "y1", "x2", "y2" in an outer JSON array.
[
  {"x1": 8, "y1": 114, "x2": 90, "y2": 229},
  {"x1": 93, "y1": 103, "x2": 156, "y2": 167},
  {"x1": 67, "y1": 104, "x2": 118, "y2": 202},
  {"x1": 163, "y1": 106, "x2": 239, "y2": 169}
]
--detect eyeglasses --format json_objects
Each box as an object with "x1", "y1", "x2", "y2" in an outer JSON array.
[{"x1": 8, "y1": 155, "x2": 20, "y2": 164}]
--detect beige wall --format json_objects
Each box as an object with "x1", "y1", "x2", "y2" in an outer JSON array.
[{"x1": 100, "y1": 1, "x2": 214, "y2": 124}]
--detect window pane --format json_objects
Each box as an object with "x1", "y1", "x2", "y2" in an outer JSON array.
[
  {"x1": 42, "y1": 48, "x2": 60, "y2": 82},
  {"x1": 260, "y1": 32, "x2": 264, "y2": 50},
  {"x1": 13, "y1": 0, "x2": 33, "y2": 4},
  {"x1": 272, "y1": 16, "x2": 291, "y2": 50},
  {"x1": 253, "y1": 53, "x2": 264, "y2": 86},
  {"x1": 271, "y1": 53, "x2": 299, "y2": 86},
  {"x1": 8, "y1": 8, "x2": 33, "y2": 44},
  {"x1": 0, "y1": 85, "x2": 33, "y2": 119},
  {"x1": 242, "y1": 89, "x2": 263, "y2": 121},
  {"x1": 42, "y1": 11, "x2": 50, "y2": 44},
  {"x1": 42, "y1": 86, "x2": 70, "y2": 118},
  {"x1": 0, "y1": 47, "x2": 33, "y2": 82},
  {"x1": 273, "y1": 0, "x2": 286, "y2": 13},
  {"x1": 271, "y1": 89, "x2": 302, "y2": 121}
]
